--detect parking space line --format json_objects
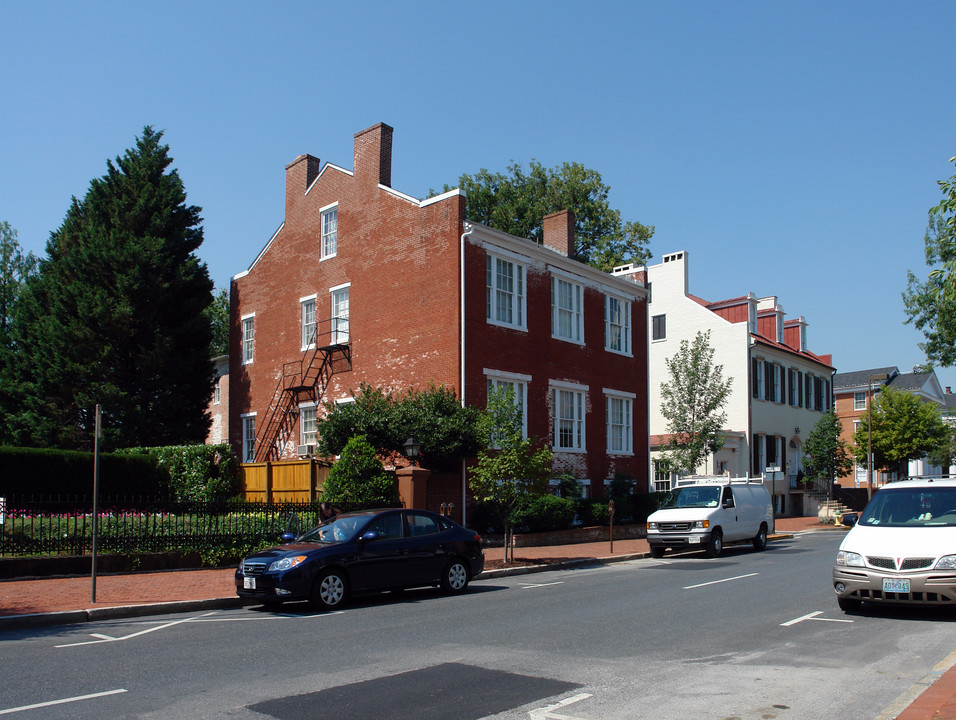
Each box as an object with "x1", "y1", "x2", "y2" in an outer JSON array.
[
  {"x1": 56, "y1": 612, "x2": 219, "y2": 648},
  {"x1": 0, "y1": 689, "x2": 127, "y2": 715},
  {"x1": 781, "y1": 611, "x2": 853, "y2": 626},
  {"x1": 519, "y1": 581, "x2": 565, "y2": 589},
  {"x1": 528, "y1": 692, "x2": 592, "y2": 719},
  {"x1": 683, "y1": 573, "x2": 758, "y2": 590}
]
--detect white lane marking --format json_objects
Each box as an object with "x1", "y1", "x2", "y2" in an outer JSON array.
[
  {"x1": 529, "y1": 692, "x2": 592, "y2": 719},
  {"x1": 56, "y1": 611, "x2": 219, "y2": 648},
  {"x1": 519, "y1": 581, "x2": 565, "y2": 589},
  {"x1": 0, "y1": 689, "x2": 127, "y2": 715},
  {"x1": 781, "y1": 610, "x2": 853, "y2": 626},
  {"x1": 683, "y1": 573, "x2": 758, "y2": 589}
]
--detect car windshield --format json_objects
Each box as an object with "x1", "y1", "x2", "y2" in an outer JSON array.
[
  {"x1": 660, "y1": 486, "x2": 721, "y2": 509},
  {"x1": 859, "y1": 486, "x2": 956, "y2": 527},
  {"x1": 298, "y1": 514, "x2": 372, "y2": 544}
]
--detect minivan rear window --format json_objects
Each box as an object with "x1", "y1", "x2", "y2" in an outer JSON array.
[{"x1": 859, "y1": 486, "x2": 956, "y2": 527}]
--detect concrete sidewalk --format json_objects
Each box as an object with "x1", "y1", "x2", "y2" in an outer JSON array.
[{"x1": 1, "y1": 517, "x2": 953, "y2": 718}]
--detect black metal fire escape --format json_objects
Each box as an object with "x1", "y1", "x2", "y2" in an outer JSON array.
[{"x1": 255, "y1": 328, "x2": 351, "y2": 462}]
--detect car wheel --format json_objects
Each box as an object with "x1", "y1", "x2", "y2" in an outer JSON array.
[
  {"x1": 705, "y1": 530, "x2": 723, "y2": 558},
  {"x1": 311, "y1": 569, "x2": 348, "y2": 610},
  {"x1": 752, "y1": 525, "x2": 768, "y2": 551},
  {"x1": 440, "y1": 558, "x2": 470, "y2": 594},
  {"x1": 650, "y1": 546, "x2": 666, "y2": 559},
  {"x1": 838, "y1": 596, "x2": 862, "y2": 612}
]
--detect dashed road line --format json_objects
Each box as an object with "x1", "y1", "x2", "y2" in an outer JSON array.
[
  {"x1": 683, "y1": 573, "x2": 758, "y2": 590},
  {"x1": 0, "y1": 689, "x2": 127, "y2": 715}
]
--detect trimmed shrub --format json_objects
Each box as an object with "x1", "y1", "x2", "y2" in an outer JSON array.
[
  {"x1": 120, "y1": 444, "x2": 239, "y2": 501},
  {"x1": 0, "y1": 445, "x2": 168, "y2": 497},
  {"x1": 510, "y1": 494, "x2": 576, "y2": 533}
]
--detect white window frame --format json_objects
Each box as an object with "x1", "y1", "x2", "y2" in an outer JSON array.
[
  {"x1": 604, "y1": 389, "x2": 634, "y2": 455},
  {"x1": 301, "y1": 295, "x2": 317, "y2": 350},
  {"x1": 854, "y1": 392, "x2": 866, "y2": 411},
  {"x1": 605, "y1": 294, "x2": 631, "y2": 355},
  {"x1": 486, "y1": 251, "x2": 527, "y2": 331},
  {"x1": 653, "y1": 460, "x2": 674, "y2": 492},
  {"x1": 773, "y1": 364, "x2": 782, "y2": 404},
  {"x1": 299, "y1": 402, "x2": 317, "y2": 446},
  {"x1": 241, "y1": 314, "x2": 255, "y2": 365},
  {"x1": 551, "y1": 380, "x2": 587, "y2": 452},
  {"x1": 321, "y1": 203, "x2": 338, "y2": 260},
  {"x1": 330, "y1": 283, "x2": 350, "y2": 344},
  {"x1": 551, "y1": 274, "x2": 583, "y2": 344},
  {"x1": 241, "y1": 412, "x2": 257, "y2": 463},
  {"x1": 485, "y1": 369, "x2": 531, "y2": 441},
  {"x1": 213, "y1": 376, "x2": 221, "y2": 405},
  {"x1": 754, "y1": 357, "x2": 765, "y2": 400}
]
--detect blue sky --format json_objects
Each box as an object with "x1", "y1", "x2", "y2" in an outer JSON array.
[{"x1": 3, "y1": 1, "x2": 955, "y2": 388}]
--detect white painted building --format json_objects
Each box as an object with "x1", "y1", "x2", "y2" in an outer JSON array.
[{"x1": 614, "y1": 251, "x2": 835, "y2": 516}]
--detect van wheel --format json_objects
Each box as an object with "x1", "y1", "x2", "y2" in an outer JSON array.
[
  {"x1": 705, "y1": 530, "x2": 723, "y2": 557},
  {"x1": 650, "y1": 546, "x2": 665, "y2": 559},
  {"x1": 752, "y1": 525, "x2": 768, "y2": 551}
]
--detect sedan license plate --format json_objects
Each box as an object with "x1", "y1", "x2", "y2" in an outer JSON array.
[
  {"x1": 688, "y1": 535, "x2": 701, "y2": 544},
  {"x1": 883, "y1": 577, "x2": 910, "y2": 594},
  {"x1": 243, "y1": 576, "x2": 256, "y2": 590}
]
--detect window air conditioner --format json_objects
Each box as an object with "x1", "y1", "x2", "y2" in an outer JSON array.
[{"x1": 296, "y1": 444, "x2": 316, "y2": 458}]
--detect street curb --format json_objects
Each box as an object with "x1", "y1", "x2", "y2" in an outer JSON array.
[{"x1": 0, "y1": 534, "x2": 797, "y2": 631}]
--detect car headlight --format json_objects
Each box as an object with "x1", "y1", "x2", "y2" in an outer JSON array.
[
  {"x1": 268, "y1": 555, "x2": 307, "y2": 572},
  {"x1": 693, "y1": 520, "x2": 710, "y2": 529},
  {"x1": 837, "y1": 550, "x2": 864, "y2": 567},
  {"x1": 936, "y1": 555, "x2": 956, "y2": 570},
  {"x1": 647, "y1": 522, "x2": 658, "y2": 530}
]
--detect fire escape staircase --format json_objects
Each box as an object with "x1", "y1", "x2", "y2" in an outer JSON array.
[{"x1": 255, "y1": 331, "x2": 351, "y2": 462}]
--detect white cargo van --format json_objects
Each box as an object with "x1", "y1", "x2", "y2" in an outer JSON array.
[
  {"x1": 833, "y1": 478, "x2": 956, "y2": 612},
  {"x1": 645, "y1": 476, "x2": 774, "y2": 558}
]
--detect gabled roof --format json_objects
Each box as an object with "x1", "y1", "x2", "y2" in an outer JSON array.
[{"x1": 833, "y1": 367, "x2": 899, "y2": 389}]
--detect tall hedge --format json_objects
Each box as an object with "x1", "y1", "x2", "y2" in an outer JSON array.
[{"x1": 0, "y1": 445, "x2": 168, "y2": 497}]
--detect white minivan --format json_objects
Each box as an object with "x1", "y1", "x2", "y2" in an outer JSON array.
[
  {"x1": 833, "y1": 478, "x2": 956, "y2": 612},
  {"x1": 646, "y1": 476, "x2": 774, "y2": 558}
]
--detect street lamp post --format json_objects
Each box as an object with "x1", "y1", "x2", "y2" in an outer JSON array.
[{"x1": 867, "y1": 373, "x2": 889, "y2": 501}]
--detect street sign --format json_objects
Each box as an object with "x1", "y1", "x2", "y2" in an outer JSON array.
[{"x1": 765, "y1": 466, "x2": 781, "y2": 473}]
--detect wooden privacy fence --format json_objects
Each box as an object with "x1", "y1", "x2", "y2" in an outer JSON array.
[{"x1": 240, "y1": 459, "x2": 330, "y2": 503}]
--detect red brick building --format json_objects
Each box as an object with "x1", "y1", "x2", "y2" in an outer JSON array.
[{"x1": 229, "y1": 123, "x2": 649, "y2": 511}]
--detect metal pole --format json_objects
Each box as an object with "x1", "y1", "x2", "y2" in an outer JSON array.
[
  {"x1": 91, "y1": 404, "x2": 101, "y2": 603},
  {"x1": 867, "y1": 378, "x2": 874, "y2": 502}
]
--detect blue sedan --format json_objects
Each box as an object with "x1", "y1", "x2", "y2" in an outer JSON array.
[{"x1": 236, "y1": 508, "x2": 484, "y2": 610}]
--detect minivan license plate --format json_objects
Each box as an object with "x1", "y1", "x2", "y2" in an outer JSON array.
[{"x1": 883, "y1": 578, "x2": 910, "y2": 593}]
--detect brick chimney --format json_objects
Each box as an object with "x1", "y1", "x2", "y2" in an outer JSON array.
[
  {"x1": 542, "y1": 209, "x2": 575, "y2": 257},
  {"x1": 354, "y1": 122, "x2": 393, "y2": 188},
  {"x1": 285, "y1": 154, "x2": 321, "y2": 217}
]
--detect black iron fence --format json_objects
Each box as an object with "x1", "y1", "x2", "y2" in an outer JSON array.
[{"x1": 0, "y1": 495, "x2": 343, "y2": 558}]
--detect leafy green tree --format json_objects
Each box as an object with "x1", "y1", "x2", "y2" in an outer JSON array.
[
  {"x1": 658, "y1": 331, "x2": 733, "y2": 474},
  {"x1": 904, "y1": 158, "x2": 956, "y2": 366},
  {"x1": 317, "y1": 383, "x2": 485, "y2": 471},
  {"x1": 802, "y1": 410, "x2": 854, "y2": 492},
  {"x1": 0, "y1": 222, "x2": 37, "y2": 443},
  {"x1": 205, "y1": 287, "x2": 229, "y2": 357},
  {"x1": 442, "y1": 160, "x2": 654, "y2": 271},
  {"x1": 927, "y1": 424, "x2": 956, "y2": 479},
  {"x1": 3, "y1": 127, "x2": 214, "y2": 451},
  {"x1": 0, "y1": 221, "x2": 37, "y2": 341},
  {"x1": 320, "y1": 434, "x2": 397, "y2": 507},
  {"x1": 469, "y1": 386, "x2": 553, "y2": 563},
  {"x1": 852, "y1": 386, "x2": 951, "y2": 480}
]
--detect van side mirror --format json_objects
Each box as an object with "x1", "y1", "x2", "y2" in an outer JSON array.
[
  {"x1": 841, "y1": 513, "x2": 858, "y2": 527},
  {"x1": 723, "y1": 498, "x2": 735, "y2": 509}
]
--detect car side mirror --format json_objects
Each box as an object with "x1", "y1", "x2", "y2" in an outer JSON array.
[
  {"x1": 279, "y1": 532, "x2": 296, "y2": 544},
  {"x1": 359, "y1": 531, "x2": 379, "y2": 543}
]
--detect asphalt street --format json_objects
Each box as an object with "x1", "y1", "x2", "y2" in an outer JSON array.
[{"x1": 1, "y1": 531, "x2": 954, "y2": 719}]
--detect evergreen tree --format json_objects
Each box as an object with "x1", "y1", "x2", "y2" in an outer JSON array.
[
  {"x1": 658, "y1": 331, "x2": 733, "y2": 474},
  {"x1": 4, "y1": 127, "x2": 213, "y2": 450}
]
